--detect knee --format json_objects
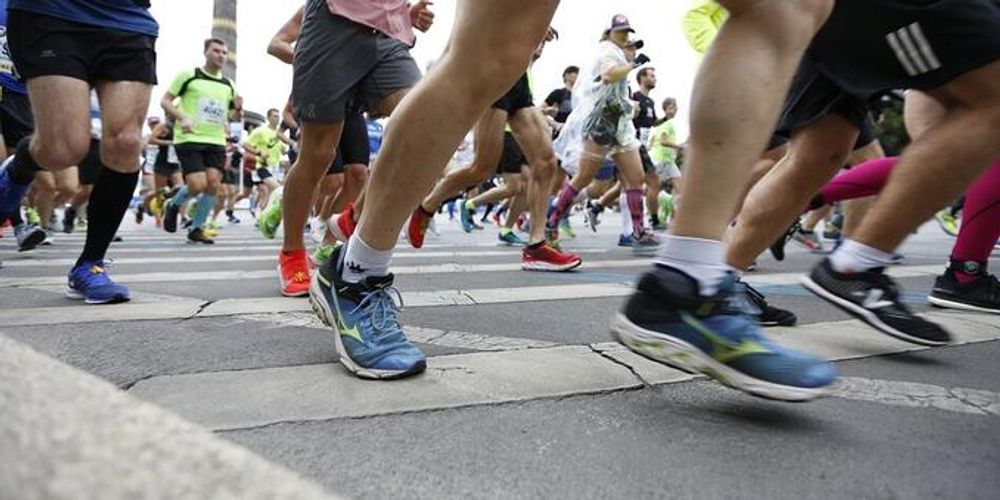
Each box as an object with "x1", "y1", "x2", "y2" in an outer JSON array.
[
  {"x1": 32, "y1": 135, "x2": 89, "y2": 169},
  {"x1": 722, "y1": 0, "x2": 832, "y2": 44},
  {"x1": 103, "y1": 130, "x2": 143, "y2": 166}
]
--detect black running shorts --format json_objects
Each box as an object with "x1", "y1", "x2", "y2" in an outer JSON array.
[
  {"x1": 7, "y1": 10, "x2": 157, "y2": 85},
  {"x1": 492, "y1": 73, "x2": 534, "y2": 114},
  {"x1": 0, "y1": 88, "x2": 33, "y2": 148},
  {"x1": 498, "y1": 132, "x2": 526, "y2": 175},
  {"x1": 175, "y1": 143, "x2": 226, "y2": 176},
  {"x1": 326, "y1": 111, "x2": 371, "y2": 175}
]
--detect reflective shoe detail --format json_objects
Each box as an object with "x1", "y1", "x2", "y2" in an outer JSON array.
[
  {"x1": 928, "y1": 261, "x2": 999, "y2": 314},
  {"x1": 14, "y1": 223, "x2": 46, "y2": 252},
  {"x1": 803, "y1": 258, "x2": 951, "y2": 346},
  {"x1": 329, "y1": 202, "x2": 356, "y2": 242},
  {"x1": 309, "y1": 245, "x2": 427, "y2": 379},
  {"x1": 187, "y1": 228, "x2": 215, "y2": 245},
  {"x1": 521, "y1": 242, "x2": 582, "y2": 272},
  {"x1": 407, "y1": 205, "x2": 432, "y2": 249},
  {"x1": 498, "y1": 228, "x2": 528, "y2": 246},
  {"x1": 279, "y1": 249, "x2": 311, "y2": 297},
  {"x1": 613, "y1": 266, "x2": 836, "y2": 401},
  {"x1": 66, "y1": 261, "x2": 130, "y2": 304}
]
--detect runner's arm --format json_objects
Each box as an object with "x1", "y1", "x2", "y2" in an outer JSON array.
[
  {"x1": 147, "y1": 123, "x2": 172, "y2": 146},
  {"x1": 267, "y1": 6, "x2": 304, "y2": 64}
]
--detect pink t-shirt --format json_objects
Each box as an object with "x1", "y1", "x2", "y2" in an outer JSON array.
[{"x1": 326, "y1": 0, "x2": 415, "y2": 46}]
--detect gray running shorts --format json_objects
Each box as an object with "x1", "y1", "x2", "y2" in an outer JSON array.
[{"x1": 293, "y1": 0, "x2": 421, "y2": 124}]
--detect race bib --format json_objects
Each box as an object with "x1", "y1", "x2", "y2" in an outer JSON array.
[{"x1": 197, "y1": 97, "x2": 227, "y2": 125}]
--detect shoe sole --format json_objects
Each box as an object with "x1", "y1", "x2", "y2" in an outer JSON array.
[
  {"x1": 801, "y1": 276, "x2": 950, "y2": 346},
  {"x1": 278, "y1": 265, "x2": 310, "y2": 298},
  {"x1": 610, "y1": 312, "x2": 832, "y2": 402},
  {"x1": 521, "y1": 258, "x2": 582, "y2": 272},
  {"x1": 927, "y1": 295, "x2": 999, "y2": 315},
  {"x1": 308, "y1": 275, "x2": 426, "y2": 380},
  {"x1": 631, "y1": 245, "x2": 659, "y2": 257},
  {"x1": 17, "y1": 230, "x2": 47, "y2": 252},
  {"x1": 66, "y1": 287, "x2": 130, "y2": 304}
]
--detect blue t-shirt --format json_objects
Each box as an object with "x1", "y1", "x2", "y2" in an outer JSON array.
[
  {"x1": 0, "y1": 0, "x2": 26, "y2": 94},
  {"x1": 9, "y1": 0, "x2": 159, "y2": 38}
]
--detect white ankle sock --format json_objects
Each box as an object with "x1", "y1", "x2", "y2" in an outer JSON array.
[
  {"x1": 653, "y1": 235, "x2": 729, "y2": 296},
  {"x1": 619, "y1": 194, "x2": 633, "y2": 236},
  {"x1": 828, "y1": 239, "x2": 895, "y2": 273},
  {"x1": 341, "y1": 234, "x2": 392, "y2": 283}
]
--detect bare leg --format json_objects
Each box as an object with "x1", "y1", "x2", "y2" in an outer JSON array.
[
  {"x1": 509, "y1": 107, "x2": 557, "y2": 244},
  {"x1": 281, "y1": 122, "x2": 342, "y2": 252},
  {"x1": 420, "y1": 110, "x2": 506, "y2": 212}
]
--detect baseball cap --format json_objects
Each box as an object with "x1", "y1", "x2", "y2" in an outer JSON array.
[{"x1": 605, "y1": 14, "x2": 635, "y2": 34}]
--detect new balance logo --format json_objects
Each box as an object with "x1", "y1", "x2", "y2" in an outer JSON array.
[
  {"x1": 885, "y1": 23, "x2": 941, "y2": 77},
  {"x1": 853, "y1": 289, "x2": 895, "y2": 309}
]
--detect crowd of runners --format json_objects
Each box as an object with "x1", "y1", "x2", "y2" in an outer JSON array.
[{"x1": 1, "y1": 0, "x2": 998, "y2": 401}]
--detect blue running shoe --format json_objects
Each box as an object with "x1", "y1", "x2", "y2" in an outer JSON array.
[
  {"x1": 498, "y1": 229, "x2": 528, "y2": 246},
  {"x1": 618, "y1": 234, "x2": 634, "y2": 247},
  {"x1": 66, "y1": 261, "x2": 131, "y2": 304},
  {"x1": 0, "y1": 157, "x2": 31, "y2": 222},
  {"x1": 612, "y1": 265, "x2": 836, "y2": 401},
  {"x1": 309, "y1": 244, "x2": 427, "y2": 379},
  {"x1": 459, "y1": 201, "x2": 475, "y2": 233}
]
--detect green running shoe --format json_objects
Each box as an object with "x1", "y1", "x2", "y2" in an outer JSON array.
[{"x1": 259, "y1": 187, "x2": 283, "y2": 239}]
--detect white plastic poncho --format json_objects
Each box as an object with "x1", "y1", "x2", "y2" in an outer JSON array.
[{"x1": 554, "y1": 40, "x2": 639, "y2": 176}]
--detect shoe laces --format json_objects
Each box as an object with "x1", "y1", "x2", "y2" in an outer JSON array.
[
  {"x1": 77, "y1": 260, "x2": 114, "y2": 285},
  {"x1": 351, "y1": 285, "x2": 405, "y2": 339}
]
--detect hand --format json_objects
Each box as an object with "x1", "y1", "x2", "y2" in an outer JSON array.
[
  {"x1": 410, "y1": 1, "x2": 434, "y2": 32},
  {"x1": 180, "y1": 117, "x2": 194, "y2": 134},
  {"x1": 633, "y1": 53, "x2": 651, "y2": 66}
]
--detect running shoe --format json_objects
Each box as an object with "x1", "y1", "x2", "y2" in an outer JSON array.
[
  {"x1": 933, "y1": 208, "x2": 960, "y2": 237},
  {"x1": 149, "y1": 193, "x2": 165, "y2": 217},
  {"x1": 521, "y1": 242, "x2": 582, "y2": 271},
  {"x1": 559, "y1": 216, "x2": 576, "y2": 239},
  {"x1": 66, "y1": 261, "x2": 130, "y2": 304},
  {"x1": 62, "y1": 208, "x2": 78, "y2": 234},
  {"x1": 329, "y1": 202, "x2": 357, "y2": 242},
  {"x1": 650, "y1": 217, "x2": 669, "y2": 231},
  {"x1": 927, "y1": 260, "x2": 999, "y2": 314},
  {"x1": 459, "y1": 201, "x2": 475, "y2": 233},
  {"x1": 613, "y1": 265, "x2": 836, "y2": 401},
  {"x1": 743, "y1": 282, "x2": 797, "y2": 326},
  {"x1": 407, "y1": 205, "x2": 432, "y2": 249},
  {"x1": 227, "y1": 213, "x2": 241, "y2": 224},
  {"x1": 40, "y1": 228, "x2": 54, "y2": 246},
  {"x1": 792, "y1": 229, "x2": 822, "y2": 251},
  {"x1": 618, "y1": 234, "x2": 634, "y2": 247},
  {"x1": 498, "y1": 228, "x2": 528, "y2": 246},
  {"x1": 544, "y1": 223, "x2": 562, "y2": 250},
  {"x1": 585, "y1": 201, "x2": 603, "y2": 232},
  {"x1": 309, "y1": 217, "x2": 326, "y2": 244},
  {"x1": 187, "y1": 227, "x2": 215, "y2": 245},
  {"x1": 631, "y1": 230, "x2": 660, "y2": 256},
  {"x1": 258, "y1": 194, "x2": 283, "y2": 239},
  {"x1": 201, "y1": 227, "x2": 219, "y2": 238},
  {"x1": 769, "y1": 220, "x2": 800, "y2": 261},
  {"x1": 14, "y1": 223, "x2": 46, "y2": 252},
  {"x1": 309, "y1": 244, "x2": 427, "y2": 379},
  {"x1": 890, "y1": 253, "x2": 905, "y2": 265},
  {"x1": 25, "y1": 207, "x2": 40, "y2": 225},
  {"x1": 279, "y1": 249, "x2": 311, "y2": 297},
  {"x1": 135, "y1": 207, "x2": 144, "y2": 224},
  {"x1": 802, "y1": 258, "x2": 951, "y2": 345},
  {"x1": 163, "y1": 200, "x2": 180, "y2": 233},
  {"x1": 313, "y1": 244, "x2": 336, "y2": 267},
  {"x1": 0, "y1": 159, "x2": 31, "y2": 222}
]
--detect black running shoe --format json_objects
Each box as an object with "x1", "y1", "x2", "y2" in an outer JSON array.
[
  {"x1": 928, "y1": 260, "x2": 999, "y2": 314},
  {"x1": 743, "y1": 282, "x2": 797, "y2": 326},
  {"x1": 769, "y1": 220, "x2": 801, "y2": 261},
  {"x1": 802, "y1": 258, "x2": 951, "y2": 345},
  {"x1": 187, "y1": 227, "x2": 215, "y2": 245},
  {"x1": 163, "y1": 201, "x2": 180, "y2": 233},
  {"x1": 62, "y1": 207, "x2": 76, "y2": 234}
]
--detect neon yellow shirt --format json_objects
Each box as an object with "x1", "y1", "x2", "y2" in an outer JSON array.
[
  {"x1": 649, "y1": 120, "x2": 678, "y2": 165},
  {"x1": 168, "y1": 68, "x2": 235, "y2": 146},
  {"x1": 682, "y1": 0, "x2": 729, "y2": 58},
  {"x1": 246, "y1": 126, "x2": 284, "y2": 168}
]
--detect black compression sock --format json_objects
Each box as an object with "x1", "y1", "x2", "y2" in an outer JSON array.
[
  {"x1": 527, "y1": 240, "x2": 545, "y2": 250},
  {"x1": 8, "y1": 137, "x2": 42, "y2": 185},
  {"x1": 76, "y1": 167, "x2": 139, "y2": 267}
]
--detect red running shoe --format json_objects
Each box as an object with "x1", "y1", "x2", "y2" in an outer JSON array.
[
  {"x1": 407, "y1": 205, "x2": 433, "y2": 249},
  {"x1": 328, "y1": 202, "x2": 356, "y2": 242},
  {"x1": 521, "y1": 242, "x2": 582, "y2": 272},
  {"x1": 278, "y1": 249, "x2": 311, "y2": 297}
]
